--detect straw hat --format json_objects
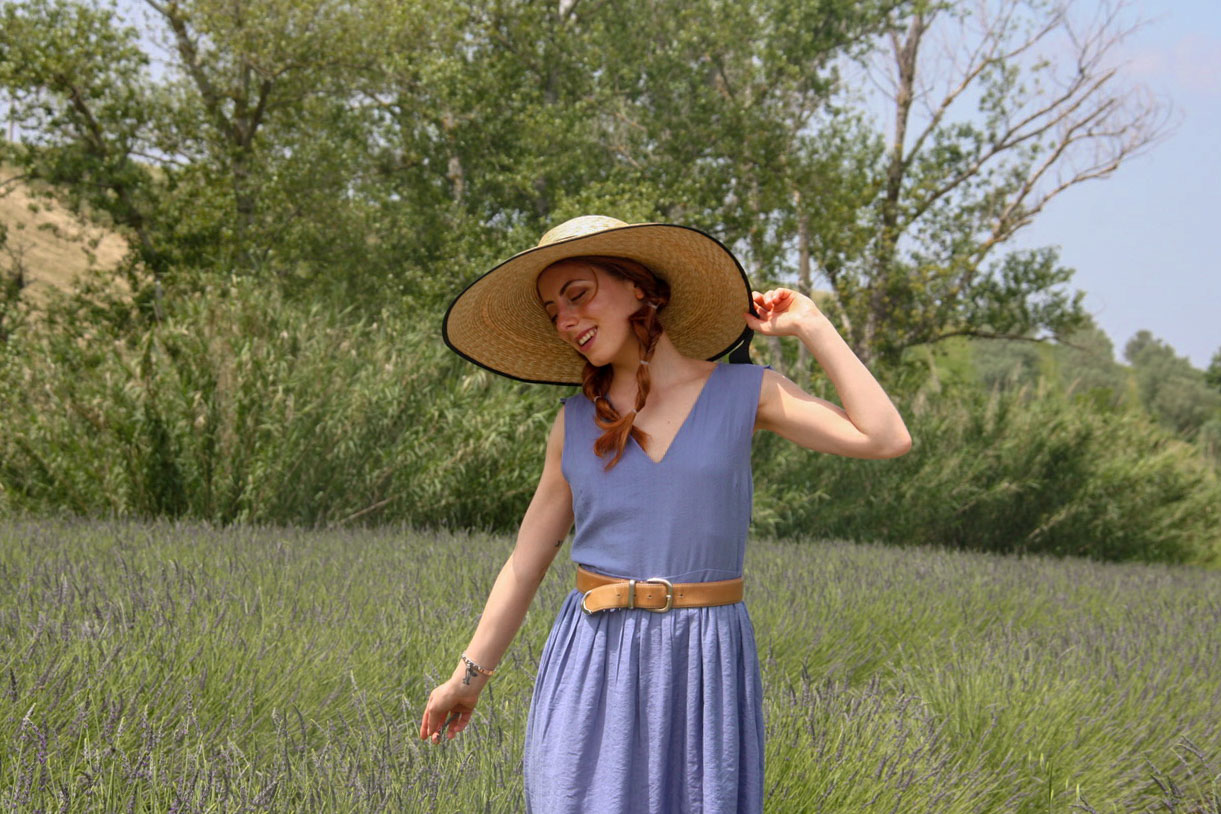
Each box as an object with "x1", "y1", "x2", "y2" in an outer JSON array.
[{"x1": 442, "y1": 215, "x2": 753, "y2": 385}]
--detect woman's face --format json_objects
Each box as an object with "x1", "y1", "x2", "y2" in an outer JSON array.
[{"x1": 536, "y1": 260, "x2": 645, "y2": 367}]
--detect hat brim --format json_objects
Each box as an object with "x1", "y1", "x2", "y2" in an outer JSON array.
[{"x1": 442, "y1": 223, "x2": 753, "y2": 385}]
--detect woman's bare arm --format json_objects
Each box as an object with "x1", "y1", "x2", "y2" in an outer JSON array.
[
  {"x1": 746, "y1": 289, "x2": 912, "y2": 459},
  {"x1": 419, "y1": 406, "x2": 575, "y2": 743}
]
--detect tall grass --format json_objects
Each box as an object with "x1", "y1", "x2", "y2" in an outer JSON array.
[
  {"x1": 751, "y1": 382, "x2": 1221, "y2": 567},
  {"x1": 1, "y1": 278, "x2": 1218, "y2": 565},
  {"x1": 1, "y1": 517, "x2": 1217, "y2": 812},
  {"x1": 0, "y1": 278, "x2": 559, "y2": 529}
]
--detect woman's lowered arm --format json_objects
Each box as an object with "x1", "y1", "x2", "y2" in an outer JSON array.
[{"x1": 419, "y1": 407, "x2": 575, "y2": 743}]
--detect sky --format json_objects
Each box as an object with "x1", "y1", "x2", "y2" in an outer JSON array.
[
  {"x1": 1005, "y1": 0, "x2": 1221, "y2": 368},
  {"x1": 103, "y1": 1, "x2": 1220, "y2": 369}
]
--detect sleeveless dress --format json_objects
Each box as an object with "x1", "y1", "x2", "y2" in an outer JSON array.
[{"x1": 523, "y1": 362, "x2": 768, "y2": 814}]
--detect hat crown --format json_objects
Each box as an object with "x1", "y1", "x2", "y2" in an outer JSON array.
[{"x1": 537, "y1": 215, "x2": 629, "y2": 248}]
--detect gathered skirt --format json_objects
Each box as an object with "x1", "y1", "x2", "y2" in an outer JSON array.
[{"x1": 523, "y1": 589, "x2": 765, "y2": 813}]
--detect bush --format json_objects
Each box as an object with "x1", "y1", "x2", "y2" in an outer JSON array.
[
  {"x1": 0, "y1": 277, "x2": 566, "y2": 529},
  {"x1": 751, "y1": 382, "x2": 1221, "y2": 566},
  {"x1": 2, "y1": 281, "x2": 1217, "y2": 566}
]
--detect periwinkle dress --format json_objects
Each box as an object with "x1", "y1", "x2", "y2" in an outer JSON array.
[{"x1": 523, "y1": 362, "x2": 767, "y2": 814}]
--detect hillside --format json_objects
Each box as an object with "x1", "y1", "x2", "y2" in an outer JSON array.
[{"x1": 0, "y1": 166, "x2": 130, "y2": 304}]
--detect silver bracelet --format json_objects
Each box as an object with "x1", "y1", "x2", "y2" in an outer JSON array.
[{"x1": 460, "y1": 652, "x2": 496, "y2": 677}]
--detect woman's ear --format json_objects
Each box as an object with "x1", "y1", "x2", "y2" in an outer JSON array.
[{"x1": 633, "y1": 285, "x2": 645, "y2": 300}]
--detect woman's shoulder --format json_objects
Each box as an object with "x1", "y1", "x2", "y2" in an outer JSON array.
[
  {"x1": 559, "y1": 391, "x2": 591, "y2": 409},
  {"x1": 717, "y1": 361, "x2": 773, "y2": 382}
]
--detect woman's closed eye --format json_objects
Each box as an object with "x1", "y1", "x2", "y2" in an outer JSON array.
[{"x1": 548, "y1": 285, "x2": 592, "y2": 323}]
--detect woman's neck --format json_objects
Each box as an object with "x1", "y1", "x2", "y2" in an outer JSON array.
[{"x1": 607, "y1": 333, "x2": 712, "y2": 398}]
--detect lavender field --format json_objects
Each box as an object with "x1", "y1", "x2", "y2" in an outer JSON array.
[{"x1": 1, "y1": 517, "x2": 1218, "y2": 813}]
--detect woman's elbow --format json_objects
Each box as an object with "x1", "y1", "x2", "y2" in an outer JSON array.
[
  {"x1": 874, "y1": 428, "x2": 912, "y2": 458},
  {"x1": 884, "y1": 427, "x2": 913, "y2": 458}
]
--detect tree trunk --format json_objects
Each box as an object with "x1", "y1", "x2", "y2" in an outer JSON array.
[{"x1": 868, "y1": 13, "x2": 924, "y2": 361}]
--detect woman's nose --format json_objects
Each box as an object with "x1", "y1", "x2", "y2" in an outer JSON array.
[{"x1": 555, "y1": 306, "x2": 579, "y2": 330}]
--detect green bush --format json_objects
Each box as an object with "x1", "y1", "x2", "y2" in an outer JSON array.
[
  {"x1": 751, "y1": 382, "x2": 1221, "y2": 566},
  {"x1": 0, "y1": 277, "x2": 565, "y2": 529},
  {"x1": 2, "y1": 281, "x2": 1217, "y2": 567}
]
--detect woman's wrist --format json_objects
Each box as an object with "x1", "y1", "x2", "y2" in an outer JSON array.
[
  {"x1": 794, "y1": 313, "x2": 837, "y2": 348},
  {"x1": 453, "y1": 654, "x2": 495, "y2": 689}
]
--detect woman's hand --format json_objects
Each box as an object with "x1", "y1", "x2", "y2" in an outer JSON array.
[
  {"x1": 419, "y1": 672, "x2": 483, "y2": 744},
  {"x1": 743, "y1": 288, "x2": 828, "y2": 338}
]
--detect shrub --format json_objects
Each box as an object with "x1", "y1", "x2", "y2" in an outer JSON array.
[
  {"x1": 0, "y1": 277, "x2": 564, "y2": 529},
  {"x1": 751, "y1": 382, "x2": 1221, "y2": 566}
]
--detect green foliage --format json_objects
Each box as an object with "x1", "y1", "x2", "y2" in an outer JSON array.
[
  {"x1": 1125, "y1": 330, "x2": 1221, "y2": 438},
  {"x1": 751, "y1": 381, "x2": 1221, "y2": 567},
  {"x1": 3, "y1": 285, "x2": 1218, "y2": 568},
  {"x1": 1, "y1": 0, "x2": 1157, "y2": 370},
  {"x1": 0, "y1": 220, "x2": 20, "y2": 343},
  {"x1": 1206, "y1": 347, "x2": 1221, "y2": 393},
  {"x1": 0, "y1": 276, "x2": 566, "y2": 528}
]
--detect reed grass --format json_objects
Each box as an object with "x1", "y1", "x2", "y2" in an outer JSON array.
[
  {"x1": 1, "y1": 517, "x2": 1217, "y2": 812},
  {"x1": 1, "y1": 276, "x2": 1218, "y2": 567}
]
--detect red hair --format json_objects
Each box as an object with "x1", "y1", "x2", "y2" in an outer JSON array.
[{"x1": 544, "y1": 255, "x2": 670, "y2": 470}]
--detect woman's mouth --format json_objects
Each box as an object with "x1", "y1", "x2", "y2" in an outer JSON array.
[{"x1": 576, "y1": 327, "x2": 597, "y2": 350}]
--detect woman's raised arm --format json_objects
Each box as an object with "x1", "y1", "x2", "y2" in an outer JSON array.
[
  {"x1": 746, "y1": 288, "x2": 912, "y2": 459},
  {"x1": 419, "y1": 406, "x2": 575, "y2": 743}
]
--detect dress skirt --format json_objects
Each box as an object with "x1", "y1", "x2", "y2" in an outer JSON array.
[{"x1": 523, "y1": 589, "x2": 765, "y2": 813}]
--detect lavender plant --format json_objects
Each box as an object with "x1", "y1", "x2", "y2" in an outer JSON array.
[{"x1": 1, "y1": 518, "x2": 1217, "y2": 812}]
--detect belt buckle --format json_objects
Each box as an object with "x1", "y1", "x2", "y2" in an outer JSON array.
[
  {"x1": 580, "y1": 576, "x2": 674, "y2": 614},
  {"x1": 641, "y1": 577, "x2": 673, "y2": 613}
]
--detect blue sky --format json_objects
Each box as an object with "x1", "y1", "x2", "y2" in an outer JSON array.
[{"x1": 1008, "y1": 0, "x2": 1220, "y2": 368}]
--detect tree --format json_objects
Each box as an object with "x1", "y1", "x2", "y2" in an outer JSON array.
[
  {"x1": 0, "y1": 0, "x2": 165, "y2": 273},
  {"x1": 1124, "y1": 330, "x2": 1221, "y2": 438},
  {"x1": 799, "y1": 0, "x2": 1171, "y2": 366},
  {"x1": 360, "y1": 0, "x2": 900, "y2": 303},
  {"x1": 1206, "y1": 347, "x2": 1221, "y2": 395},
  {"x1": 1, "y1": 0, "x2": 411, "y2": 290}
]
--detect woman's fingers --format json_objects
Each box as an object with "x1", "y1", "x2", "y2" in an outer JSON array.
[
  {"x1": 420, "y1": 687, "x2": 477, "y2": 744},
  {"x1": 447, "y1": 711, "x2": 471, "y2": 739},
  {"x1": 420, "y1": 704, "x2": 442, "y2": 741},
  {"x1": 751, "y1": 289, "x2": 796, "y2": 313}
]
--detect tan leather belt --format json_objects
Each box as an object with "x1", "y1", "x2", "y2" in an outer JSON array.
[{"x1": 576, "y1": 566, "x2": 743, "y2": 615}]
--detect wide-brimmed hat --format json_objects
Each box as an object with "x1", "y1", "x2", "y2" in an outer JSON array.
[{"x1": 442, "y1": 215, "x2": 753, "y2": 385}]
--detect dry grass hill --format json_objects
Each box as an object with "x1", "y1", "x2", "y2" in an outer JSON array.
[{"x1": 0, "y1": 165, "x2": 130, "y2": 305}]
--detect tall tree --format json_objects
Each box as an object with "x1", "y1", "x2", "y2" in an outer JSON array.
[
  {"x1": 1, "y1": 0, "x2": 412, "y2": 291},
  {"x1": 803, "y1": 0, "x2": 1170, "y2": 365},
  {"x1": 0, "y1": 0, "x2": 165, "y2": 273},
  {"x1": 349, "y1": 0, "x2": 901, "y2": 310}
]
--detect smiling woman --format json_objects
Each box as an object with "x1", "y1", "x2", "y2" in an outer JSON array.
[
  {"x1": 537, "y1": 256, "x2": 675, "y2": 468},
  {"x1": 426, "y1": 214, "x2": 911, "y2": 813}
]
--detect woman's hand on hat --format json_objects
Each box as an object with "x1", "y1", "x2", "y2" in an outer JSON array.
[{"x1": 744, "y1": 288, "x2": 827, "y2": 338}]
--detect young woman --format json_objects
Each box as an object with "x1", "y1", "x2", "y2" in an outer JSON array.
[{"x1": 422, "y1": 215, "x2": 911, "y2": 813}]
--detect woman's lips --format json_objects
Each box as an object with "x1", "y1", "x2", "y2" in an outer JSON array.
[{"x1": 576, "y1": 327, "x2": 597, "y2": 350}]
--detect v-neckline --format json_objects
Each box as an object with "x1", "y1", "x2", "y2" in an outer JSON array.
[{"x1": 628, "y1": 363, "x2": 721, "y2": 465}]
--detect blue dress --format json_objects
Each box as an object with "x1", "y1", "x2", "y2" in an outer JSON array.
[{"x1": 523, "y1": 362, "x2": 767, "y2": 814}]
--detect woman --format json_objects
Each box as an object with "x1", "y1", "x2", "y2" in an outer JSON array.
[{"x1": 421, "y1": 215, "x2": 911, "y2": 813}]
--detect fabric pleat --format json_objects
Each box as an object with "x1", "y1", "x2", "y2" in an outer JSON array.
[{"x1": 524, "y1": 591, "x2": 765, "y2": 813}]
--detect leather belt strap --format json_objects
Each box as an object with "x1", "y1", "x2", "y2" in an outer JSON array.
[{"x1": 576, "y1": 566, "x2": 743, "y2": 615}]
